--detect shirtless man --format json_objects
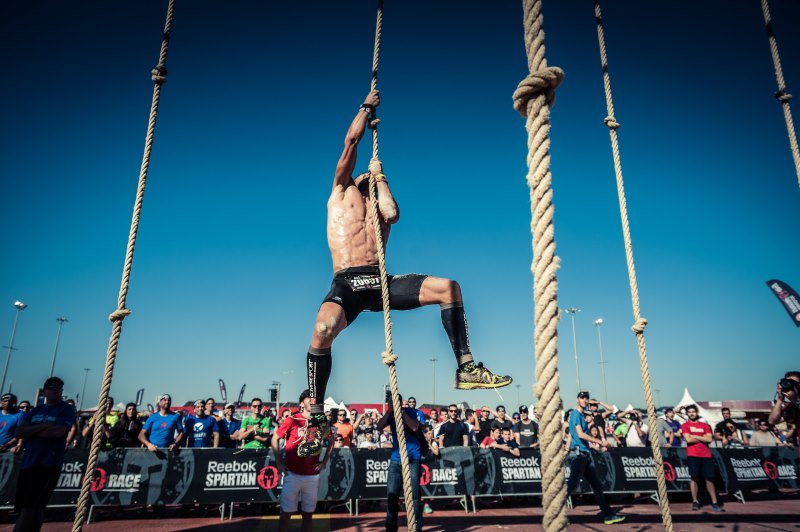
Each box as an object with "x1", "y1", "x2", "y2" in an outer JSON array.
[{"x1": 298, "y1": 91, "x2": 512, "y2": 457}]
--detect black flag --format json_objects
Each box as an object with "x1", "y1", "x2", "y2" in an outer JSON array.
[
  {"x1": 237, "y1": 384, "x2": 246, "y2": 406},
  {"x1": 218, "y1": 379, "x2": 228, "y2": 403},
  {"x1": 766, "y1": 279, "x2": 800, "y2": 327},
  {"x1": 135, "y1": 388, "x2": 144, "y2": 406}
]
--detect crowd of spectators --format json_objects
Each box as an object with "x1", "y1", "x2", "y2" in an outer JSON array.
[{"x1": 2, "y1": 391, "x2": 796, "y2": 454}]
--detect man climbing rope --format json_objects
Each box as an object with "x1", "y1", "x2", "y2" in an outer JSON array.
[{"x1": 298, "y1": 90, "x2": 512, "y2": 457}]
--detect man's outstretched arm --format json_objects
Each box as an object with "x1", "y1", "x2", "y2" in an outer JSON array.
[{"x1": 333, "y1": 91, "x2": 380, "y2": 191}]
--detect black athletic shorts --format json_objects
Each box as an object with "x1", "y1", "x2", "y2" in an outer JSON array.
[
  {"x1": 322, "y1": 266, "x2": 428, "y2": 325},
  {"x1": 15, "y1": 466, "x2": 61, "y2": 511},
  {"x1": 686, "y1": 456, "x2": 716, "y2": 480}
]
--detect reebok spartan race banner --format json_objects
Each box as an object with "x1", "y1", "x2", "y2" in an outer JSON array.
[
  {"x1": 0, "y1": 447, "x2": 796, "y2": 507},
  {"x1": 766, "y1": 279, "x2": 800, "y2": 327}
]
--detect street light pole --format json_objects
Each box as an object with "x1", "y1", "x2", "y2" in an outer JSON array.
[
  {"x1": 272, "y1": 381, "x2": 281, "y2": 412},
  {"x1": 429, "y1": 358, "x2": 438, "y2": 405},
  {"x1": 1, "y1": 301, "x2": 27, "y2": 394},
  {"x1": 594, "y1": 318, "x2": 608, "y2": 404},
  {"x1": 563, "y1": 308, "x2": 581, "y2": 392},
  {"x1": 49, "y1": 317, "x2": 68, "y2": 378},
  {"x1": 79, "y1": 368, "x2": 91, "y2": 411}
]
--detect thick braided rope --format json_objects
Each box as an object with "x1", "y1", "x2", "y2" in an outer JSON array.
[
  {"x1": 71, "y1": 2, "x2": 175, "y2": 530},
  {"x1": 365, "y1": 1, "x2": 417, "y2": 530},
  {"x1": 593, "y1": 1, "x2": 673, "y2": 530},
  {"x1": 512, "y1": 1, "x2": 567, "y2": 529},
  {"x1": 760, "y1": 0, "x2": 800, "y2": 189}
]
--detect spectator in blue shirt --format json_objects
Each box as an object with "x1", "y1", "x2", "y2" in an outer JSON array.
[
  {"x1": 139, "y1": 394, "x2": 184, "y2": 451},
  {"x1": 218, "y1": 403, "x2": 242, "y2": 448},
  {"x1": 496, "y1": 427, "x2": 520, "y2": 456},
  {"x1": 184, "y1": 400, "x2": 219, "y2": 448},
  {"x1": 0, "y1": 393, "x2": 24, "y2": 453},
  {"x1": 377, "y1": 396, "x2": 423, "y2": 532},
  {"x1": 567, "y1": 391, "x2": 625, "y2": 526},
  {"x1": 12, "y1": 377, "x2": 76, "y2": 532}
]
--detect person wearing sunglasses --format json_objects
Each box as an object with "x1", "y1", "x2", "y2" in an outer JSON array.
[
  {"x1": 0, "y1": 393, "x2": 24, "y2": 454},
  {"x1": 436, "y1": 405, "x2": 468, "y2": 448},
  {"x1": 12, "y1": 377, "x2": 76, "y2": 532}
]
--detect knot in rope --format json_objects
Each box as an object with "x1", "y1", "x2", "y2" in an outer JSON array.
[
  {"x1": 775, "y1": 89, "x2": 793, "y2": 103},
  {"x1": 381, "y1": 351, "x2": 398, "y2": 366},
  {"x1": 368, "y1": 158, "x2": 383, "y2": 176},
  {"x1": 631, "y1": 317, "x2": 648, "y2": 334},
  {"x1": 108, "y1": 308, "x2": 132, "y2": 322},
  {"x1": 151, "y1": 65, "x2": 168, "y2": 84},
  {"x1": 512, "y1": 66, "x2": 565, "y2": 117},
  {"x1": 603, "y1": 115, "x2": 620, "y2": 129},
  {"x1": 368, "y1": 117, "x2": 381, "y2": 130}
]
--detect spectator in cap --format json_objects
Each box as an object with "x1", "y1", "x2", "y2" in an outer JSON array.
[
  {"x1": 218, "y1": 404, "x2": 241, "y2": 449},
  {"x1": 406, "y1": 397, "x2": 426, "y2": 426},
  {"x1": 18, "y1": 400, "x2": 32, "y2": 414},
  {"x1": 476, "y1": 406, "x2": 493, "y2": 443},
  {"x1": 514, "y1": 406, "x2": 539, "y2": 448},
  {"x1": 139, "y1": 393, "x2": 184, "y2": 451},
  {"x1": 566, "y1": 391, "x2": 626, "y2": 525},
  {"x1": 12, "y1": 376, "x2": 76, "y2": 531},
  {"x1": 184, "y1": 400, "x2": 219, "y2": 448},
  {"x1": 0, "y1": 393, "x2": 24, "y2": 454},
  {"x1": 272, "y1": 389, "x2": 334, "y2": 532}
]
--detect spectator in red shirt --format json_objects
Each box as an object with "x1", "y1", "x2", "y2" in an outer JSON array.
[
  {"x1": 681, "y1": 404, "x2": 724, "y2": 512},
  {"x1": 272, "y1": 390, "x2": 334, "y2": 532},
  {"x1": 334, "y1": 410, "x2": 354, "y2": 447}
]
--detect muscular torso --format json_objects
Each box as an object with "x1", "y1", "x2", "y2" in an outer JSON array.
[{"x1": 327, "y1": 184, "x2": 390, "y2": 272}]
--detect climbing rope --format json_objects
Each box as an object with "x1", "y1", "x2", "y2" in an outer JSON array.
[
  {"x1": 364, "y1": 1, "x2": 418, "y2": 530},
  {"x1": 760, "y1": 0, "x2": 800, "y2": 189},
  {"x1": 71, "y1": 1, "x2": 176, "y2": 530},
  {"x1": 511, "y1": 0, "x2": 567, "y2": 530},
  {"x1": 592, "y1": 1, "x2": 674, "y2": 530}
]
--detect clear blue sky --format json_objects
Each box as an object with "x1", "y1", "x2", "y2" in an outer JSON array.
[{"x1": 1, "y1": 1, "x2": 798, "y2": 411}]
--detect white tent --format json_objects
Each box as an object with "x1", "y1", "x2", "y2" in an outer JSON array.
[
  {"x1": 323, "y1": 396, "x2": 347, "y2": 413},
  {"x1": 673, "y1": 388, "x2": 722, "y2": 427}
]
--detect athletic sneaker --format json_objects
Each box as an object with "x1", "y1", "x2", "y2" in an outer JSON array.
[
  {"x1": 454, "y1": 362, "x2": 513, "y2": 390},
  {"x1": 691, "y1": 501, "x2": 701, "y2": 511},
  {"x1": 603, "y1": 514, "x2": 626, "y2": 525},
  {"x1": 710, "y1": 503, "x2": 725, "y2": 513},
  {"x1": 297, "y1": 413, "x2": 329, "y2": 458},
  {"x1": 423, "y1": 503, "x2": 433, "y2": 514}
]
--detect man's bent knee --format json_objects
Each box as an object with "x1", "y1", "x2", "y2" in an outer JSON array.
[
  {"x1": 420, "y1": 277, "x2": 462, "y2": 306},
  {"x1": 311, "y1": 306, "x2": 345, "y2": 347}
]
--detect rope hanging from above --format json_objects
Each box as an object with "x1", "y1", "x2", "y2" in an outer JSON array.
[
  {"x1": 592, "y1": 1, "x2": 674, "y2": 530},
  {"x1": 364, "y1": 1, "x2": 418, "y2": 530},
  {"x1": 760, "y1": 0, "x2": 800, "y2": 190},
  {"x1": 71, "y1": 1, "x2": 177, "y2": 530},
  {"x1": 512, "y1": 0, "x2": 567, "y2": 530}
]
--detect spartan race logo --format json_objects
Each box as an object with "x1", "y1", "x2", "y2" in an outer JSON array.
[
  {"x1": 499, "y1": 455, "x2": 542, "y2": 482},
  {"x1": 730, "y1": 458, "x2": 795, "y2": 481},
  {"x1": 204, "y1": 460, "x2": 264, "y2": 490},
  {"x1": 421, "y1": 463, "x2": 458, "y2": 486},
  {"x1": 90, "y1": 467, "x2": 142, "y2": 492},
  {"x1": 621, "y1": 455, "x2": 688, "y2": 481}
]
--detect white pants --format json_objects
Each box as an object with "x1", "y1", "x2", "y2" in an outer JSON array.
[{"x1": 280, "y1": 471, "x2": 320, "y2": 514}]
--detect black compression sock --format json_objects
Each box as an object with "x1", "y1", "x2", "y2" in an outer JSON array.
[
  {"x1": 307, "y1": 347, "x2": 332, "y2": 414},
  {"x1": 441, "y1": 303, "x2": 474, "y2": 367}
]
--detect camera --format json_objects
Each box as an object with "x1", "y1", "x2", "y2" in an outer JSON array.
[{"x1": 779, "y1": 378, "x2": 797, "y2": 392}]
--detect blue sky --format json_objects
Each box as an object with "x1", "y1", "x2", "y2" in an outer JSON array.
[{"x1": 1, "y1": 1, "x2": 798, "y2": 412}]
